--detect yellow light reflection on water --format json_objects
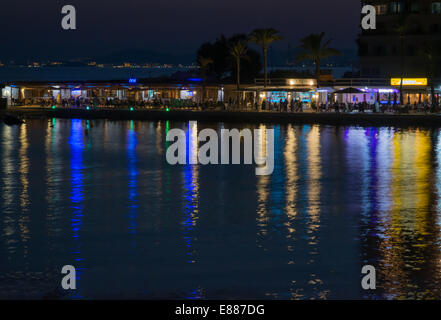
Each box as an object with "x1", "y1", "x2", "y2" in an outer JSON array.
[
  {"x1": 307, "y1": 126, "x2": 321, "y2": 232},
  {"x1": 1, "y1": 125, "x2": 16, "y2": 251},
  {"x1": 256, "y1": 124, "x2": 270, "y2": 238},
  {"x1": 414, "y1": 130, "x2": 431, "y2": 237},
  {"x1": 284, "y1": 124, "x2": 298, "y2": 232},
  {"x1": 378, "y1": 129, "x2": 434, "y2": 298},
  {"x1": 18, "y1": 124, "x2": 30, "y2": 247}
]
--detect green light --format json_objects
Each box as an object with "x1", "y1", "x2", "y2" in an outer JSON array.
[
  {"x1": 166, "y1": 107, "x2": 170, "y2": 112},
  {"x1": 86, "y1": 106, "x2": 90, "y2": 110},
  {"x1": 130, "y1": 107, "x2": 134, "y2": 111},
  {"x1": 52, "y1": 105, "x2": 56, "y2": 109}
]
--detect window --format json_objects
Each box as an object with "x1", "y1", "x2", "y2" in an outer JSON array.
[
  {"x1": 389, "y1": 2, "x2": 405, "y2": 13},
  {"x1": 430, "y1": 24, "x2": 440, "y2": 33},
  {"x1": 376, "y1": 45, "x2": 386, "y2": 56},
  {"x1": 358, "y1": 43, "x2": 369, "y2": 56},
  {"x1": 391, "y1": 45, "x2": 398, "y2": 54},
  {"x1": 410, "y1": 2, "x2": 419, "y2": 13},
  {"x1": 407, "y1": 45, "x2": 416, "y2": 56},
  {"x1": 376, "y1": 4, "x2": 388, "y2": 15},
  {"x1": 361, "y1": 68, "x2": 370, "y2": 76},
  {"x1": 433, "y1": 2, "x2": 441, "y2": 13}
]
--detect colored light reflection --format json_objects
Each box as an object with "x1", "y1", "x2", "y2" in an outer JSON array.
[
  {"x1": 127, "y1": 121, "x2": 138, "y2": 239},
  {"x1": 69, "y1": 119, "x2": 85, "y2": 298},
  {"x1": 19, "y1": 124, "x2": 30, "y2": 249},
  {"x1": 182, "y1": 121, "x2": 199, "y2": 263},
  {"x1": 284, "y1": 124, "x2": 298, "y2": 224},
  {"x1": 181, "y1": 121, "x2": 201, "y2": 299},
  {"x1": 256, "y1": 124, "x2": 270, "y2": 240}
]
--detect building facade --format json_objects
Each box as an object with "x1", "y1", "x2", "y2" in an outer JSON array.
[{"x1": 358, "y1": 0, "x2": 441, "y2": 78}]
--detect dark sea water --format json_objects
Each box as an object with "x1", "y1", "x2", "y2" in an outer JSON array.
[{"x1": 1, "y1": 119, "x2": 441, "y2": 300}]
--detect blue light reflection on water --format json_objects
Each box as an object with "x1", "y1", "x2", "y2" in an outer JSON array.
[
  {"x1": 127, "y1": 121, "x2": 138, "y2": 240},
  {"x1": 69, "y1": 119, "x2": 85, "y2": 298},
  {"x1": 182, "y1": 121, "x2": 201, "y2": 299},
  {"x1": 1, "y1": 120, "x2": 441, "y2": 299}
]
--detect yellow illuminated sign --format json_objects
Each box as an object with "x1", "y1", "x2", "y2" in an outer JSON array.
[{"x1": 390, "y1": 78, "x2": 428, "y2": 86}]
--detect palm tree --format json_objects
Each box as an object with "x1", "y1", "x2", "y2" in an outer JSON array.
[
  {"x1": 197, "y1": 56, "x2": 213, "y2": 103},
  {"x1": 296, "y1": 32, "x2": 341, "y2": 89},
  {"x1": 249, "y1": 28, "x2": 282, "y2": 87},
  {"x1": 229, "y1": 40, "x2": 248, "y2": 108}
]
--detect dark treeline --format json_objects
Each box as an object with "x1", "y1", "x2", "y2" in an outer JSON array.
[
  {"x1": 195, "y1": 29, "x2": 342, "y2": 91},
  {"x1": 196, "y1": 34, "x2": 262, "y2": 83}
]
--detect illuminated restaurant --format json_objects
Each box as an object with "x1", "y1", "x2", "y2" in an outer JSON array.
[{"x1": 1, "y1": 76, "x2": 440, "y2": 109}]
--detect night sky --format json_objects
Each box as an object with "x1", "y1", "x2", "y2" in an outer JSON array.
[{"x1": 0, "y1": 0, "x2": 360, "y2": 62}]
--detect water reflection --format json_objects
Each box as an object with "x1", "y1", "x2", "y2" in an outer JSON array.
[
  {"x1": 127, "y1": 121, "x2": 138, "y2": 240},
  {"x1": 306, "y1": 126, "x2": 321, "y2": 236},
  {"x1": 2, "y1": 120, "x2": 441, "y2": 299},
  {"x1": 284, "y1": 124, "x2": 298, "y2": 234},
  {"x1": 182, "y1": 121, "x2": 201, "y2": 299},
  {"x1": 256, "y1": 124, "x2": 270, "y2": 241},
  {"x1": 69, "y1": 119, "x2": 85, "y2": 298},
  {"x1": 1, "y1": 125, "x2": 18, "y2": 255},
  {"x1": 182, "y1": 121, "x2": 199, "y2": 264},
  {"x1": 45, "y1": 119, "x2": 62, "y2": 239},
  {"x1": 17, "y1": 124, "x2": 30, "y2": 260}
]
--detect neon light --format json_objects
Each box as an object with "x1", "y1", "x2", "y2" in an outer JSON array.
[
  {"x1": 129, "y1": 78, "x2": 137, "y2": 84},
  {"x1": 391, "y1": 78, "x2": 428, "y2": 86}
]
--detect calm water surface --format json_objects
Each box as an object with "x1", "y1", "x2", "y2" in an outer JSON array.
[{"x1": 1, "y1": 119, "x2": 441, "y2": 299}]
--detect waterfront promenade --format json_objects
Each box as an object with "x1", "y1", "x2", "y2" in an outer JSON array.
[{"x1": 4, "y1": 106, "x2": 441, "y2": 127}]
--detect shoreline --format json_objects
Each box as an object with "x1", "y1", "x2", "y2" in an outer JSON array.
[{"x1": 3, "y1": 107, "x2": 441, "y2": 127}]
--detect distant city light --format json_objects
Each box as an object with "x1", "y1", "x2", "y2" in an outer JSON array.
[{"x1": 129, "y1": 78, "x2": 137, "y2": 84}]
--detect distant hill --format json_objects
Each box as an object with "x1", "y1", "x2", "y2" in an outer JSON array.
[{"x1": 91, "y1": 49, "x2": 195, "y2": 65}]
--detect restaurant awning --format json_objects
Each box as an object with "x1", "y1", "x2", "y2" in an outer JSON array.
[{"x1": 333, "y1": 87, "x2": 364, "y2": 94}]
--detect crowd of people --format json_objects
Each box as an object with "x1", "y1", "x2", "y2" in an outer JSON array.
[
  {"x1": 9, "y1": 96, "x2": 440, "y2": 114},
  {"x1": 256, "y1": 98, "x2": 439, "y2": 114},
  {"x1": 13, "y1": 96, "x2": 224, "y2": 111}
]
